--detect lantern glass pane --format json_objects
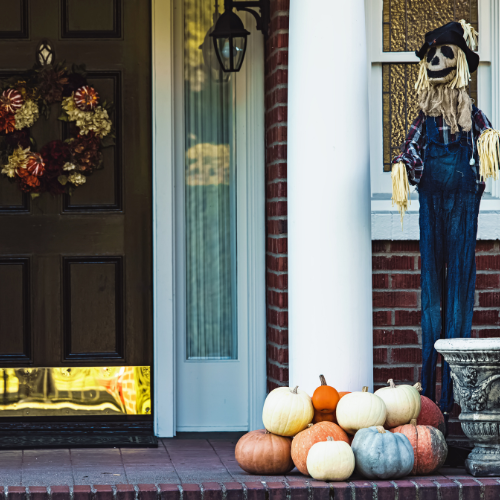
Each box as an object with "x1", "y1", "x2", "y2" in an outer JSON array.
[
  {"x1": 383, "y1": 0, "x2": 478, "y2": 52},
  {"x1": 216, "y1": 37, "x2": 232, "y2": 71},
  {"x1": 232, "y1": 36, "x2": 246, "y2": 71},
  {"x1": 382, "y1": 63, "x2": 477, "y2": 172},
  {"x1": 183, "y1": 0, "x2": 238, "y2": 360}
]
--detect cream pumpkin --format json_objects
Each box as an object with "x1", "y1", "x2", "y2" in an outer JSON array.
[
  {"x1": 306, "y1": 437, "x2": 355, "y2": 481},
  {"x1": 336, "y1": 387, "x2": 387, "y2": 435},
  {"x1": 375, "y1": 379, "x2": 422, "y2": 428},
  {"x1": 262, "y1": 386, "x2": 314, "y2": 436}
]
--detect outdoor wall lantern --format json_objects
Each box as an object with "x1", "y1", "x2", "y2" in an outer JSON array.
[{"x1": 210, "y1": 0, "x2": 269, "y2": 72}]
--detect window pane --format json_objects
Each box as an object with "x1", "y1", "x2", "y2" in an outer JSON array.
[
  {"x1": 383, "y1": 0, "x2": 478, "y2": 52},
  {"x1": 184, "y1": 0, "x2": 237, "y2": 360},
  {"x1": 382, "y1": 64, "x2": 478, "y2": 172}
]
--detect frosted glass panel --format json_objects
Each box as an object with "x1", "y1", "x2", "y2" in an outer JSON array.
[{"x1": 184, "y1": 0, "x2": 237, "y2": 360}]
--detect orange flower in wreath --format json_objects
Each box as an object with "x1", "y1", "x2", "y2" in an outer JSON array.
[
  {"x1": 17, "y1": 167, "x2": 41, "y2": 191},
  {"x1": 74, "y1": 85, "x2": 99, "y2": 111},
  {"x1": 0, "y1": 107, "x2": 16, "y2": 134},
  {"x1": 26, "y1": 153, "x2": 45, "y2": 177}
]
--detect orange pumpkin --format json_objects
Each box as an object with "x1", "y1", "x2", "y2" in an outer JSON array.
[
  {"x1": 390, "y1": 419, "x2": 447, "y2": 475},
  {"x1": 235, "y1": 429, "x2": 294, "y2": 475},
  {"x1": 417, "y1": 396, "x2": 446, "y2": 434},
  {"x1": 291, "y1": 421, "x2": 349, "y2": 475},
  {"x1": 312, "y1": 409, "x2": 336, "y2": 424},
  {"x1": 312, "y1": 375, "x2": 340, "y2": 414}
]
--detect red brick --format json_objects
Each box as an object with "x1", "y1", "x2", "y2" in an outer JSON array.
[
  {"x1": 245, "y1": 483, "x2": 266, "y2": 500},
  {"x1": 267, "y1": 344, "x2": 288, "y2": 364},
  {"x1": 265, "y1": 105, "x2": 288, "y2": 128},
  {"x1": 183, "y1": 485, "x2": 201, "y2": 500},
  {"x1": 287, "y1": 482, "x2": 308, "y2": 500},
  {"x1": 73, "y1": 486, "x2": 91, "y2": 500},
  {"x1": 270, "y1": 0, "x2": 290, "y2": 17},
  {"x1": 267, "y1": 483, "x2": 286, "y2": 500},
  {"x1": 389, "y1": 241, "x2": 420, "y2": 252},
  {"x1": 267, "y1": 255, "x2": 287, "y2": 272},
  {"x1": 268, "y1": 379, "x2": 285, "y2": 391},
  {"x1": 266, "y1": 88, "x2": 288, "y2": 110},
  {"x1": 138, "y1": 485, "x2": 157, "y2": 500},
  {"x1": 159, "y1": 485, "x2": 180, "y2": 500},
  {"x1": 267, "y1": 362, "x2": 289, "y2": 382},
  {"x1": 310, "y1": 482, "x2": 329, "y2": 500},
  {"x1": 329, "y1": 484, "x2": 350, "y2": 500},
  {"x1": 372, "y1": 256, "x2": 415, "y2": 270},
  {"x1": 351, "y1": 482, "x2": 374, "y2": 500},
  {"x1": 373, "y1": 311, "x2": 392, "y2": 326},
  {"x1": 476, "y1": 241, "x2": 496, "y2": 252},
  {"x1": 267, "y1": 163, "x2": 287, "y2": 181},
  {"x1": 375, "y1": 481, "x2": 397, "y2": 500},
  {"x1": 202, "y1": 483, "x2": 222, "y2": 500},
  {"x1": 456, "y1": 479, "x2": 482, "y2": 500},
  {"x1": 374, "y1": 367, "x2": 415, "y2": 382},
  {"x1": 116, "y1": 485, "x2": 135, "y2": 500},
  {"x1": 476, "y1": 479, "x2": 500, "y2": 500},
  {"x1": 391, "y1": 274, "x2": 421, "y2": 289},
  {"x1": 94, "y1": 486, "x2": 113, "y2": 500},
  {"x1": 476, "y1": 274, "x2": 500, "y2": 289},
  {"x1": 266, "y1": 181, "x2": 287, "y2": 199},
  {"x1": 267, "y1": 326, "x2": 288, "y2": 345},
  {"x1": 267, "y1": 308, "x2": 288, "y2": 328},
  {"x1": 29, "y1": 488, "x2": 47, "y2": 500},
  {"x1": 413, "y1": 480, "x2": 438, "y2": 500},
  {"x1": 268, "y1": 33, "x2": 289, "y2": 50},
  {"x1": 267, "y1": 219, "x2": 287, "y2": 235},
  {"x1": 270, "y1": 15, "x2": 289, "y2": 32},
  {"x1": 51, "y1": 486, "x2": 70, "y2": 500},
  {"x1": 267, "y1": 271, "x2": 288, "y2": 290},
  {"x1": 267, "y1": 237, "x2": 287, "y2": 254},
  {"x1": 372, "y1": 241, "x2": 389, "y2": 253},
  {"x1": 267, "y1": 290, "x2": 288, "y2": 308},
  {"x1": 373, "y1": 291, "x2": 417, "y2": 308},
  {"x1": 475, "y1": 328, "x2": 500, "y2": 338},
  {"x1": 373, "y1": 274, "x2": 389, "y2": 289},
  {"x1": 477, "y1": 255, "x2": 500, "y2": 270},
  {"x1": 224, "y1": 483, "x2": 243, "y2": 500},
  {"x1": 473, "y1": 310, "x2": 500, "y2": 326},
  {"x1": 266, "y1": 144, "x2": 287, "y2": 164},
  {"x1": 479, "y1": 292, "x2": 500, "y2": 307},
  {"x1": 391, "y1": 347, "x2": 422, "y2": 363},
  {"x1": 392, "y1": 481, "x2": 416, "y2": 499},
  {"x1": 394, "y1": 310, "x2": 421, "y2": 326},
  {"x1": 374, "y1": 348, "x2": 388, "y2": 364},
  {"x1": 374, "y1": 329, "x2": 419, "y2": 345},
  {"x1": 266, "y1": 50, "x2": 288, "y2": 71},
  {"x1": 8, "y1": 488, "x2": 25, "y2": 500}
]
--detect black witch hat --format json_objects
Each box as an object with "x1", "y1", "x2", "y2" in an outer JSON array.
[{"x1": 415, "y1": 21, "x2": 479, "y2": 74}]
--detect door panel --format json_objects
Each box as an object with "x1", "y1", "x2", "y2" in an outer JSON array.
[{"x1": 0, "y1": 0, "x2": 152, "y2": 375}]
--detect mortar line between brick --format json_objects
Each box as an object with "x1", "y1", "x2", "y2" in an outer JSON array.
[
  {"x1": 161, "y1": 439, "x2": 182, "y2": 484},
  {"x1": 118, "y1": 447, "x2": 130, "y2": 484},
  {"x1": 69, "y1": 448, "x2": 76, "y2": 486}
]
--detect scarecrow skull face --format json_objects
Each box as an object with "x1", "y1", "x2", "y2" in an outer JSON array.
[{"x1": 425, "y1": 44, "x2": 459, "y2": 84}]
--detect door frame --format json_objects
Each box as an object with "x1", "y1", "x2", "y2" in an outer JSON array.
[{"x1": 152, "y1": 0, "x2": 267, "y2": 437}]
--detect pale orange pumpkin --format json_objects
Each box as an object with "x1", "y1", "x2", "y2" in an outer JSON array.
[
  {"x1": 235, "y1": 429, "x2": 294, "y2": 475},
  {"x1": 291, "y1": 421, "x2": 349, "y2": 475},
  {"x1": 390, "y1": 419, "x2": 448, "y2": 475},
  {"x1": 312, "y1": 375, "x2": 340, "y2": 414}
]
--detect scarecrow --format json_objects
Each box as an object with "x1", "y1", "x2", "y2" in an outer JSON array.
[{"x1": 391, "y1": 20, "x2": 500, "y2": 414}]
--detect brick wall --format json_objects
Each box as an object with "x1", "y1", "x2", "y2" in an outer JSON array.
[
  {"x1": 265, "y1": 0, "x2": 289, "y2": 392},
  {"x1": 373, "y1": 240, "x2": 500, "y2": 443}
]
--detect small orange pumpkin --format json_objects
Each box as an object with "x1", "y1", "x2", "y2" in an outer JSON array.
[
  {"x1": 390, "y1": 419, "x2": 447, "y2": 475},
  {"x1": 312, "y1": 409, "x2": 336, "y2": 424},
  {"x1": 312, "y1": 375, "x2": 340, "y2": 413},
  {"x1": 291, "y1": 421, "x2": 349, "y2": 475},
  {"x1": 235, "y1": 429, "x2": 294, "y2": 475}
]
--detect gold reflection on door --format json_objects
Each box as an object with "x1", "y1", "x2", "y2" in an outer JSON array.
[{"x1": 0, "y1": 367, "x2": 151, "y2": 416}]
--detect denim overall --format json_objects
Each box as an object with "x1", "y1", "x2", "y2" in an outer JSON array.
[{"x1": 418, "y1": 115, "x2": 481, "y2": 413}]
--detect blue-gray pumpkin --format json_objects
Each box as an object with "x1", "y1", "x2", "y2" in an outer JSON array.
[{"x1": 351, "y1": 425, "x2": 414, "y2": 479}]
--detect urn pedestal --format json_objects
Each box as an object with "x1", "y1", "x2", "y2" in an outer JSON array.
[{"x1": 435, "y1": 338, "x2": 500, "y2": 476}]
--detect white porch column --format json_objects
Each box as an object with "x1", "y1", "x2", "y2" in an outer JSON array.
[{"x1": 288, "y1": 0, "x2": 373, "y2": 396}]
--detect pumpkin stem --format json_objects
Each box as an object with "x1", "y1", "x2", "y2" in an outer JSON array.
[
  {"x1": 376, "y1": 426, "x2": 386, "y2": 434},
  {"x1": 319, "y1": 375, "x2": 327, "y2": 386},
  {"x1": 414, "y1": 382, "x2": 423, "y2": 392},
  {"x1": 327, "y1": 436, "x2": 334, "y2": 442},
  {"x1": 291, "y1": 386, "x2": 299, "y2": 394},
  {"x1": 308, "y1": 424, "x2": 314, "y2": 428},
  {"x1": 410, "y1": 419, "x2": 417, "y2": 426},
  {"x1": 388, "y1": 379, "x2": 397, "y2": 388},
  {"x1": 265, "y1": 430, "x2": 270, "y2": 434},
  {"x1": 362, "y1": 386, "x2": 368, "y2": 392}
]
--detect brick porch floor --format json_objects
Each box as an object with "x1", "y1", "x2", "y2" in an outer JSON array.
[{"x1": 0, "y1": 436, "x2": 498, "y2": 499}]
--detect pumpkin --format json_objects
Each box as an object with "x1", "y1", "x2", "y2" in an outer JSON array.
[
  {"x1": 235, "y1": 429, "x2": 294, "y2": 475},
  {"x1": 417, "y1": 396, "x2": 446, "y2": 434},
  {"x1": 374, "y1": 379, "x2": 421, "y2": 428},
  {"x1": 312, "y1": 375, "x2": 340, "y2": 413},
  {"x1": 336, "y1": 386, "x2": 387, "y2": 435},
  {"x1": 262, "y1": 386, "x2": 314, "y2": 436},
  {"x1": 390, "y1": 419, "x2": 448, "y2": 475},
  {"x1": 351, "y1": 425, "x2": 414, "y2": 479},
  {"x1": 313, "y1": 391, "x2": 351, "y2": 424},
  {"x1": 291, "y1": 421, "x2": 349, "y2": 475},
  {"x1": 306, "y1": 437, "x2": 355, "y2": 481}
]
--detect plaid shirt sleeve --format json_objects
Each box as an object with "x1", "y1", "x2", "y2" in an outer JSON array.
[
  {"x1": 473, "y1": 106, "x2": 493, "y2": 140},
  {"x1": 391, "y1": 110, "x2": 426, "y2": 185}
]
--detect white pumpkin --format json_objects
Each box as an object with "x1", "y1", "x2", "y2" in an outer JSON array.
[
  {"x1": 336, "y1": 386, "x2": 387, "y2": 435},
  {"x1": 307, "y1": 437, "x2": 355, "y2": 481},
  {"x1": 262, "y1": 386, "x2": 314, "y2": 436},
  {"x1": 374, "y1": 379, "x2": 421, "y2": 428}
]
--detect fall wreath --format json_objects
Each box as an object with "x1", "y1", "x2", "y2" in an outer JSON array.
[{"x1": 0, "y1": 62, "x2": 114, "y2": 197}]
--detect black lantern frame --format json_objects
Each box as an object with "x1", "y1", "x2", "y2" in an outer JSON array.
[{"x1": 210, "y1": 0, "x2": 270, "y2": 73}]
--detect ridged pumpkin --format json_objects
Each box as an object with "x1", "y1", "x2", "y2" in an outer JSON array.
[
  {"x1": 306, "y1": 437, "x2": 355, "y2": 481},
  {"x1": 262, "y1": 386, "x2": 314, "y2": 436},
  {"x1": 351, "y1": 426, "x2": 414, "y2": 479},
  {"x1": 291, "y1": 421, "x2": 349, "y2": 475},
  {"x1": 375, "y1": 379, "x2": 422, "y2": 428},
  {"x1": 390, "y1": 419, "x2": 448, "y2": 475},
  {"x1": 312, "y1": 375, "x2": 340, "y2": 413},
  {"x1": 235, "y1": 429, "x2": 294, "y2": 475},
  {"x1": 336, "y1": 387, "x2": 387, "y2": 435},
  {"x1": 417, "y1": 396, "x2": 446, "y2": 434}
]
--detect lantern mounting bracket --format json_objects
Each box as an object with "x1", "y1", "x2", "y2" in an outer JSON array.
[{"x1": 223, "y1": 0, "x2": 270, "y2": 36}]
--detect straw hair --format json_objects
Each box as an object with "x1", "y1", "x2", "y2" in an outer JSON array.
[
  {"x1": 391, "y1": 162, "x2": 411, "y2": 229},
  {"x1": 459, "y1": 19, "x2": 478, "y2": 50},
  {"x1": 477, "y1": 129, "x2": 500, "y2": 181}
]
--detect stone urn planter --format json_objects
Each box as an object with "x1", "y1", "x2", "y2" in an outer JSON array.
[{"x1": 435, "y1": 338, "x2": 500, "y2": 476}]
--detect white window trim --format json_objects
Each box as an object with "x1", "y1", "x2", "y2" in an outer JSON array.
[
  {"x1": 152, "y1": 0, "x2": 266, "y2": 437},
  {"x1": 366, "y1": 0, "x2": 500, "y2": 239}
]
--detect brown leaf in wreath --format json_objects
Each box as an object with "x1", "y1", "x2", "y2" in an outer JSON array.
[
  {"x1": 5, "y1": 128, "x2": 30, "y2": 149},
  {"x1": 17, "y1": 167, "x2": 41, "y2": 192},
  {"x1": 40, "y1": 140, "x2": 71, "y2": 174},
  {"x1": 38, "y1": 68, "x2": 69, "y2": 104},
  {"x1": 70, "y1": 132, "x2": 101, "y2": 173},
  {"x1": 0, "y1": 108, "x2": 16, "y2": 134}
]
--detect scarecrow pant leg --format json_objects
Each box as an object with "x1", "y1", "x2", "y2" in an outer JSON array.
[
  {"x1": 419, "y1": 192, "x2": 445, "y2": 404},
  {"x1": 438, "y1": 191, "x2": 480, "y2": 412}
]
